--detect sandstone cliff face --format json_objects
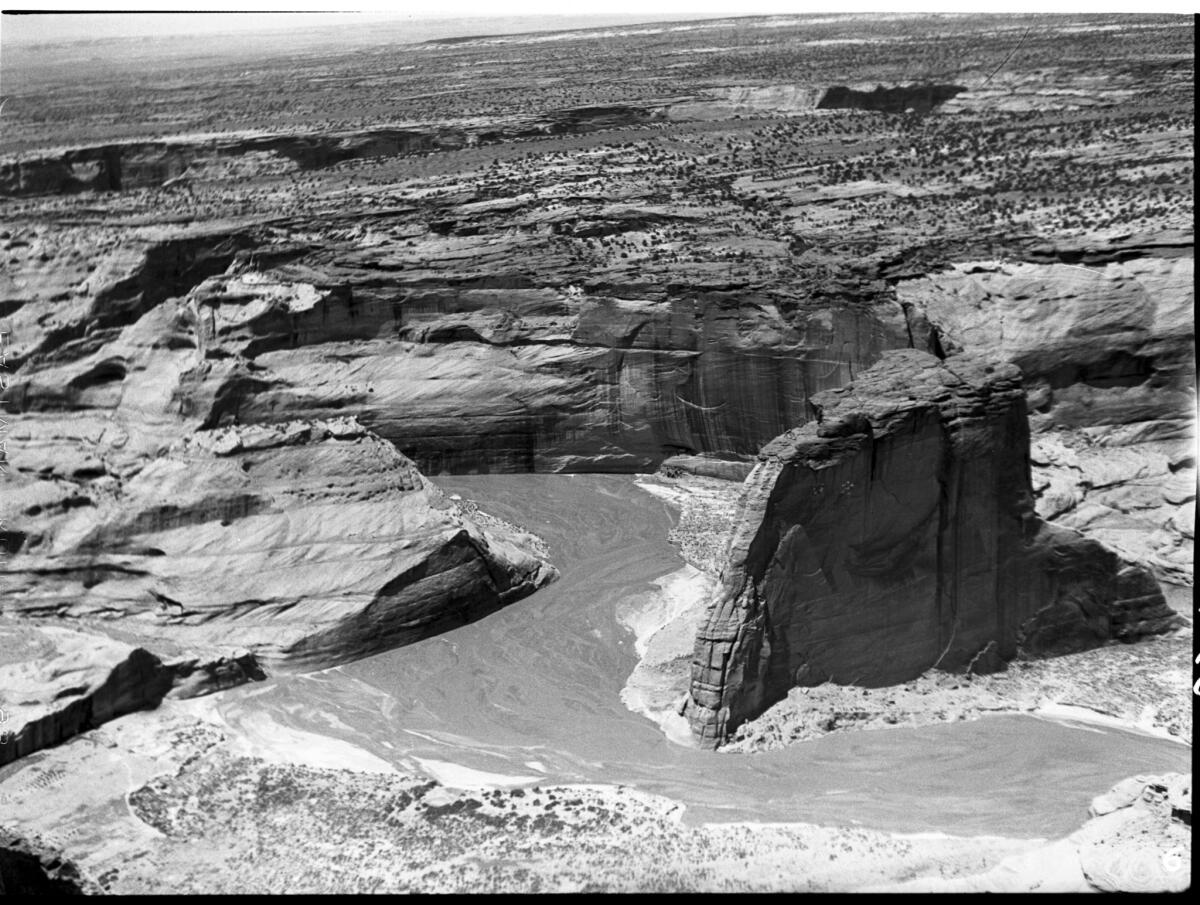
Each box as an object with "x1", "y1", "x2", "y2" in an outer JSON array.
[
  {"x1": 5, "y1": 225, "x2": 912, "y2": 474},
  {"x1": 897, "y1": 258, "x2": 1194, "y2": 442},
  {"x1": 685, "y1": 350, "x2": 1181, "y2": 745},
  {"x1": 2, "y1": 240, "x2": 557, "y2": 710},
  {"x1": 898, "y1": 258, "x2": 1195, "y2": 587}
]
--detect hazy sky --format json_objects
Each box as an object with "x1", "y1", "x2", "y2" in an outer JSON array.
[{"x1": 2, "y1": 1, "x2": 1193, "y2": 47}]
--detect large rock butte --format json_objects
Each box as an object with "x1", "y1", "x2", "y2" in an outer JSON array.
[{"x1": 685, "y1": 349, "x2": 1182, "y2": 746}]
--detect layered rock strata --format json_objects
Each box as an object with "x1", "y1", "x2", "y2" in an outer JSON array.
[
  {"x1": 898, "y1": 258, "x2": 1196, "y2": 587},
  {"x1": 685, "y1": 349, "x2": 1181, "y2": 745},
  {"x1": 5, "y1": 227, "x2": 912, "y2": 474},
  {"x1": 1, "y1": 417, "x2": 555, "y2": 672},
  {"x1": 2, "y1": 259, "x2": 556, "y2": 687},
  {"x1": 0, "y1": 105, "x2": 661, "y2": 198},
  {"x1": 897, "y1": 259, "x2": 1194, "y2": 446}
]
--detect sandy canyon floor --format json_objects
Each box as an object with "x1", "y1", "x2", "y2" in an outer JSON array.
[{"x1": 0, "y1": 10, "x2": 1194, "y2": 895}]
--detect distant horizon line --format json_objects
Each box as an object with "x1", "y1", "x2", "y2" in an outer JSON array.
[
  {"x1": 4, "y1": 8, "x2": 1184, "y2": 51},
  {"x1": 10, "y1": 10, "x2": 767, "y2": 48}
]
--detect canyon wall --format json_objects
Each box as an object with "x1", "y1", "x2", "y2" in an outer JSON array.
[
  {"x1": 685, "y1": 350, "x2": 1182, "y2": 745},
  {"x1": 2, "y1": 236, "x2": 568, "y2": 764},
  {"x1": 5, "y1": 226, "x2": 913, "y2": 475},
  {"x1": 898, "y1": 258, "x2": 1195, "y2": 588},
  {"x1": 0, "y1": 105, "x2": 658, "y2": 198}
]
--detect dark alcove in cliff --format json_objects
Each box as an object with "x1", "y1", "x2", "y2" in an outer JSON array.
[{"x1": 817, "y1": 84, "x2": 966, "y2": 114}]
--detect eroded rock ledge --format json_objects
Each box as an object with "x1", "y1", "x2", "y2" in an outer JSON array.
[
  {"x1": 1, "y1": 413, "x2": 556, "y2": 764},
  {"x1": 685, "y1": 349, "x2": 1181, "y2": 746},
  {"x1": 0, "y1": 104, "x2": 660, "y2": 199}
]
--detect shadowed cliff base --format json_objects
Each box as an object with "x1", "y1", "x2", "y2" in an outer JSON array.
[
  {"x1": 0, "y1": 829, "x2": 99, "y2": 895},
  {"x1": 816, "y1": 84, "x2": 967, "y2": 114}
]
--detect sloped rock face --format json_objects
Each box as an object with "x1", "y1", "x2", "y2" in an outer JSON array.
[
  {"x1": 685, "y1": 350, "x2": 1181, "y2": 745},
  {"x1": 0, "y1": 616, "x2": 266, "y2": 766},
  {"x1": 3, "y1": 249, "x2": 558, "y2": 688},
  {"x1": 0, "y1": 624, "x2": 172, "y2": 767},
  {"x1": 1, "y1": 416, "x2": 555, "y2": 671}
]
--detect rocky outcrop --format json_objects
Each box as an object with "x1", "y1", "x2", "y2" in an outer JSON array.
[
  {"x1": 1067, "y1": 772, "x2": 1190, "y2": 893},
  {"x1": 1030, "y1": 436, "x2": 1195, "y2": 589},
  {"x1": 685, "y1": 350, "x2": 1181, "y2": 745},
  {"x1": 0, "y1": 618, "x2": 265, "y2": 767},
  {"x1": 880, "y1": 772, "x2": 1191, "y2": 893},
  {"x1": 0, "y1": 828, "x2": 98, "y2": 895},
  {"x1": 0, "y1": 624, "x2": 173, "y2": 766},
  {"x1": 1, "y1": 224, "x2": 262, "y2": 373},
  {"x1": 164, "y1": 650, "x2": 265, "y2": 700},
  {"x1": 1, "y1": 415, "x2": 555, "y2": 672}
]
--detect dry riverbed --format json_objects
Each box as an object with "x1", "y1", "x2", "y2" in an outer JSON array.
[{"x1": 1, "y1": 697, "x2": 1186, "y2": 894}]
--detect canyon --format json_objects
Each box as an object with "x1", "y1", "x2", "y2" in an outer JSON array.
[{"x1": 0, "y1": 10, "x2": 1193, "y2": 894}]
